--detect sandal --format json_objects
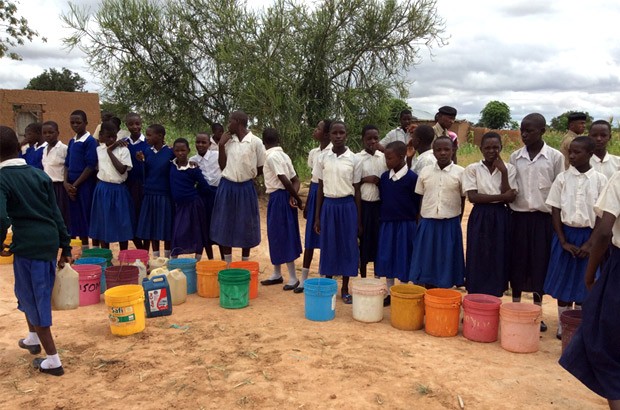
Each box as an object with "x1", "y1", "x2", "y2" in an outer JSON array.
[{"x1": 341, "y1": 293, "x2": 352, "y2": 304}]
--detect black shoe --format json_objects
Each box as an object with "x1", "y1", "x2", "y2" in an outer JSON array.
[
  {"x1": 18, "y1": 339, "x2": 41, "y2": 355},
  {"x1": 260, "y1": 277, "x2": 283, "y2": 286},
  {"x1": 383, "y1": 295, "x2": 391, "y2": 307},
  {"x1": 293, "y1": 286, "x2": 304, "y2": 294},
  {"x1": 283, "y1": 281, "x2": 300, "y2": 291},
  {"x1": 32, "y1": 358, "x2": 64, "y2": 376},
  {"x1": 540, "y1": 321, "x2": 548, "y2": 332}
]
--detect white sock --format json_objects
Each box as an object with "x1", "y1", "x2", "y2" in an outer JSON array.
[
  {"x1": 286, "y1": 262, "x2": 298, "y2": 285},
  {"x1": 224, "y1": 254, "x2": 232, "y2": 267},
  {"x1": 164, "y1": 250, "x2": 171, "y2": 258},
  {"x1": 386, "y1": 278, "x2": 395, "y2": 295},
  {"x1": 300, "y1": 268, "x2": 309, "y2": 287},
  {"x1": 268, "y1": 264, "x2": 282, "y2": 280},
  {"x1": 242, "y1": 256, "x2": 250, "y2": 261},
  {"x1": 24, "y1": 332, "x2": 40, "y2": 345},
  {"x1": 153, "y1": 251, "x2": 160, "y2": 258},
  {"x1": 574, "y1": 304, "x2": 582, "y2": 311},
  {"x1": 41, "y1": 353, "x2": 62, "y2": 369}
]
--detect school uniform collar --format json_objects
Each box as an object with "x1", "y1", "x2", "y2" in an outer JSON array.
[
  {"x1": 0, "y1": 158, "x2": 27, "y2": 168},
  {"x1": 73, "y1": 132, "x2": 91, "y2": 143},
  {"x1": 567, "y1": 165, "x2": 596, "y2": 178},
  {"x1": 390, "y1": 165, "x2": 408, "y2": 181},
  {"x1": 433, "y1": 122, "x2": 447, "y2": 136},
  {"x1": 515, "y1": 142, "x2": 551, "y2": 161},
  {"x1": 232, "y1": 131, "x2": 255, "y2": 143},
  {"x1": 34, "y1": 141, "x2": 48, "y2": 150},
  {"x1": 172, "y1": 158, "x2": 193, "y2": 170},
  {"x1": 125, "y1": 134, "x2": 146, "y2": 145},
  {"x1": 265, "y1": 146, "x2": 283, "y2": 155},
  {"x1": 359, "y1": 149, "x2": 381, "y2": 158},
  {"x1": 477, "y1": 160, "x2": 501, "y2": 175},
  {"x1": 433, "y1": 161, "x2": 455, "y2": 172},
  {"x1": 325, "y1": 147, "x2": 353, "y2": 158},
  {"x1": 592, "y1": 153, "x2": 610, "y2": 163},
  {"x1": 319, "y1": 143, "x2": 333, "y2": 152},
  {"x1": 150, "y1": 145, "x2": 168, "y2": 154}
]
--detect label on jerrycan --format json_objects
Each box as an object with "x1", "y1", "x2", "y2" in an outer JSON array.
[{"x1": 147, "y1": 288, "x2": 170, "y2": 313}]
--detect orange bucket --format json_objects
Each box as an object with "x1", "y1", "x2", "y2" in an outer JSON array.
[
  {"x1": 424, "y1": 288, "x2": 462, "y2": 337},
  {"x1": 229, "y1": 261, "x2": 259, "y2": 299},
  {"x1": 196, "y1": 260, "x2": 227, "y2": 298}
]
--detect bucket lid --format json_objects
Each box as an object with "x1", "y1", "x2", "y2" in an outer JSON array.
[
  {"x1": 425, "y1": 288, "x2": 462, "y2": 303},
  {"x1": 74, "y1": 257, "x2": 106, "y2": 265},
  {"x1": 304, "y1": 278, "x2": 338, "y2": 294},
  {"x1": 560, "y1": 309, "x2": 582, "y2": 325},
  {"x1": 168, "y1": 258, "x2": 197, "y2": 266},
  {"x1": 390, "y1": 284, "x2": 426, "y2": 299},
  {"x1": 73, "y1": 264, "x2": 102, "y2": 277},
  {"x1": 351, "y1": 279, "x2": 387, "y2": 296},
  {"x1": 463, "y1": 294, "x2": 501, "y2": 309},
  {"x1": 218, "y1": 268, "x2": 251, "y2": 281},
  {"x1": 104, "y1": 284, "x2": 144, "y2": 303},
  {"x1": 106, "y1": 265, "x2": 139, "y2": 276},
  {"x1": 500, "y1": 302, "x2": 542, "y2": 320}
]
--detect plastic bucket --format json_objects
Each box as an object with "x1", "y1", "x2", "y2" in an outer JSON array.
[
  {"x1": 218, "y1": 269, "x2": 251, "y2": 309},
  {"x1": 390, "y1": 284, "x2": 426, "y2": 331},
  {"x1": 304, "y1": 278, "x2": 338, "y2": 322},
  {"x1": 168, "y1": 258, "x2": 197, "y2": 294},
  {"x1": 351, "y1": 278, "x2": 387, "y2": 323},
  {"x1": 561, "y1": 310, "x2": 583, "y2": 353},
  {"x1": 229, "y1": 261, "x2": 259, "y2": 299},
  {"x1": 462, "y1": 294, "x2": 502, "y2": 343},
  {"x1": 499, "y1": 303, "x2": 542, "y2": 353},
  {"x1": 118, "y1": 249, "x2": 149, "y2": 266},
  {"x1": 104, "y1": 284, "x2": 146, "y2": 336},
  {"x1": 196, "y1": 260, "x2": 227, "y2": 298},
  {"x1": 82, "y1": 248, "x2": 113, "y2": 266},
  {"x1": 105, "y1": 265, "x2": 139, "y2": 290},
  {"x1": 73, "y1": 264, "x2": 101, "y2": 306},
  {"x1": 74, "y1": 257, "x2": 107, "y2": 293},
  {"x1": 424, "y1": 288, "x2": 462, "y2": 337}
]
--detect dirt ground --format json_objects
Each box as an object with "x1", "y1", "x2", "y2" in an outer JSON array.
[{"x1": 0, "y1": 189, "x2": 607, "y2": 409}]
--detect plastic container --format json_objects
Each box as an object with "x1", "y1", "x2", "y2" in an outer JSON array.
[
  {"x1": 148, "y1": 267, "x2": 169, "y2": 279},
  {"x1": 119, "y1": 249, "x2": 149, "y2": 266},
  {"x1": 148, "y1": 257, "x2": 169, "y2": 272},
  {"x1": 390, "y1": 284, "x2": 426, "y2": 331},
  {"x1": 70, "y1": 239, "x2": 83, "y2": 260},
  {"x1": 130, "y1": 259, "x2": 147, "y2": 284},
  {"x1": 167, "y1": 269, "x2": 187, "y2": 305},
  {"x1": 561, "y1": 310, "x2": 583, "y2": 353},
  {"x1": 82, "y1": 248, "x2": 113, "y2": 266},
  {"x1": 104, "y1": 284, "x2": 146, "y2": 336},
  {"x1": 462, "y1": 294, "x2": 502, "y2": 343},
  {"x1": 73, "y1": 264, "x2": 102, "y2": 306},
  {"x1": 229, "y1": 261, "x2": 259, "y2": 299},
  {"x1": 424, "y1": 288, "x2": 462, "y2": 337},
  {"x1": 304, "y1": 278, "x2": 338, "y2": 321},
  {"x1": 74, "y1": 257, "x2": 107, "y2": 293},
  {"x1": 52, "y1": 264, "x2": 80, "y2": 310},
  {"x1": 143, "y1": 275, "x2": 173, "y2": 318},
  {"x1": 351, "y1": 278, "x2": 387, "y2": 323},
  {"x1": 196, "y1": 260, "x2": 227, "y2": 298},
  {"x1": 500, "y1": 303, "x2": 542, "y2": 353},
  {"x1": 168, "y1": 258, "x2": 197, "y2": 294},
  {"x1": 105, "y1": 265, "x2": 139, "y2": 290},
  {"x1": 218, "y1": 269, "x2": 251, "y2": 309}
]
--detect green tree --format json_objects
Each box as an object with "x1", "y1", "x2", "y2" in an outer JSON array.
[
  {"x1": 25, "y1": 67, "x2": 87, "y2": 92},
  {"x1": 477, "y1": 100, "x2": 512, "y2": 129},
  {"x1": 62, "y1": 0, "x2": 445, "y2": 158},
  {"x1": 0, "y1": 1, "x2": 45, "y2": 60},
  {"x1": 550, "y1": 111, "x2": 593, "y2": 132}
]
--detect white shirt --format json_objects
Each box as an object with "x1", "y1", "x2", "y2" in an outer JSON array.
[
  {"x1": 208, "y1": 137, "x2": 219, "y2": 151},
  {"x1": 308, "y1": 143, "x2": 333, "y2": 183},
  {"x1": 546, "y1": 167, "x2": 608, "y2": 228},
  {"x1": 117, "y1": 130, "x2": 131, "y2": 140},
  {"x1": 590, "y1": 153, "x2": 620, "y2": 180},
  {"x1": 124, "y1": 134, "x2": 146, "y2": 145},
  {"x1": 389, "y1": 165, "x2": 409, "y2": 181},
  {"x1": 462, "y1": 161, "x2": 517, "y2": 201},
  {"x1": 356, "y1": 149, "x2": 387, "y2": 202},
  {"x1": 594, "y1": 171, "x2": 620, "y2": 247},
  {"x1": 509, "y1": 143, "x2": 564, "y2": 213},
  {"x1": 415, "y1": 162, "x2": 464, "y2": 219},
  {"x1": 96, "y1": 145, "x2": 133, "y2": 183},
  {"x1": 41, "y1": 141, "x2": 68, "y2": 182},
  {"x1": 190, "y1": 151, "x2": 221, "y2": 187},
  {"x1": 410, "y1": 149, "x2": 437, "y2": 175},
  {"x1": 220, "y1": 132, "x2": 266, "y2": 182},
  {"x1": 0, "y1": 158, "x2": 26, "y2": 169},
  {"x1": 380, "y1": 127, "x2": 409, "y2": 146},
  {"x1": 313, "y1": 148, "x2": 362, "y2": 198},
  {"x1": 264, "y1": 147, "x2": 297, "y2": 194}
]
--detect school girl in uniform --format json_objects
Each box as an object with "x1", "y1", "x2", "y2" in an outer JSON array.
[
  {"x1": 509, "y1": 113, "x2": 564, "y2": 331},
  {"x1": 41, "y1": 121, "x2": 70, "y2": 232},
  {"x1": 210, "y1": 111, "x2": 266, "y2": 264},
  {"x1": 260, "y1": 128, "x2": 304, "y2": 289},
  {"x1": 543, "y1": 137, "x2": 607, "y2": 339},
  {"x1": 589, "y1": 120, "x2": 620, "y2": 180},
  {"x1": 407, "y1": 124, "x2": 436, "y2": 174},
  {"x1": 461, "y1": 132, "x2": 517, "y2": 297},
  {"x1": 169, "y1": 138, "x2": 210, "y2": 259},
  {"x1": 89, "y1": 122, "x2": 135, "y2": 251},
  {"x1": 356, "y1": 125, "x2": 387, "y2": 278},
  {"x1": 64, "y1": 110, "x2": 98, "y2": 247},
  {"x1": 560, "y1": 170, "x2": 620, "y2": 410},
  {"x1": 297, "y1": 119, "x2": 332, "y2": 294},
  {"x1": 313, "y1": 121, "x2": 362, "y2": 304},
  {"x1": 135, "y1": 124, "x2": 175, "y2": 258},
  {"x1": 20, "y1": 122, "x2": 46, "y2": 170},
  {"x1": 410, "y1": 136, "x2": 465, "y2": 288},
  {"x1": 375, "y1": 141, "x2": 420, "y2": 305}
]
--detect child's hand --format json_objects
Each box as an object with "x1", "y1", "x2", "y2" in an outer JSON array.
[
  {"x1": 289, "y1": 196, "x2": 303, "y2": 210},
  {"x1": 219, "y1": 132, "x2": 232, "y2": 147},
  {"x1": 57, "y1": 255, "x2": 72, "y2": 269},
  {"x1": 108, "y1": 139, "x2": 128, "y2": 150},
  {"x1": 314, "y1": 220, "x2": 320, "y2": 234},
  {"x1": 302, "y1": 203, "x2": 308, "y2": 219},
  {"x1": 189, "y1": 161, "x2": 198, "y2": 168},
  {"x1": 502, "y1": 189, "x2": 517, "y2": 203},
  {"x1": 561, "y1": 242, "x2": 580, "y2": 257},
  {"x1": 362, "y1": 175, "x2": 380, "y2": 185},
  {"x1": 406, "y1": 139, "x2": 416, "y2": 158},
  {"x1": 1, "y1": 243, "x2": 12, "y2": 257},
  {"x1": 577, "y1": 241, "x2": 592, "y2": 258},
  {"x1": 136, "y1": 151, "x2": 145, "y2": 161},
  {"x1": 493, "y1": 158, "x2": 507, "y2": 173}
]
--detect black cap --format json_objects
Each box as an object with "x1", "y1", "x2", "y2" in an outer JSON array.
[
  {"x1": 438, "y1": 106, "x2": 457, "y2": 116},
  {"x1": 568, "y1": 112, "x2": 587, "y2": 122}
]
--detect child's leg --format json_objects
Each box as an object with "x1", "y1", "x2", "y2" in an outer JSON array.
[
  {"x1": 149, "y1": 240, "x2": 160, "y2": 257},
  {"x1": 608, "y1": 399, "x2": 620, "y2": 410},
  {"x1": 284, "y1": 262, "x2": 298, "y2": 289},
  {"x1": 512, "y1": 290, "x2": 522, "y2": 303},
  {"x1": 205, "y1": 245, "x2": 214, "y2": 260},
  {"x1": 119, "y1": 241, "x2": 128, "y2": 251},
  {"x1": 164, "y1": 241, "x2": 171, "y2": 258},
  {"x1": 33, "y1": 324, "x2": 62, "y2": 370},
  {"x1": 218, "y1": 245, "x2": 225, "y2": 261},
  {"x1": 132, "y1": 238, "x2": 143, "y2": 250},
  {"x1": 242, "y1": 248, "x2": 250, "y2": 261},
  {"x1": 20, "y1": 314, "x2": 40, "y2": 348},
  {"x1": 360, "y1": 262, "x2": 367, "y2": 278},
  {"x1": 92, "y1": 239, "x2": 100, "y2": 248},
  {"x1": 261, "y1": 264, "x2": 283, "y2": 285},
  {"x1": 100, "y1": 241, "x2": 109, "y2": 249},
  {"x1": 342, "y1": 276, "x2": 350, "y2": 295},
  {"x1": 557, "y1": 300, "x2": 571, "y2": 339},
  {"x1": 221, "y1": 246, "x2": 232, "y2": 265},
  {"x1": 81, "y1": 237, "x2": 89, "y2": 249},
  {"x1": 533, "y1": 293, "x2": 547, "y2": 332}
]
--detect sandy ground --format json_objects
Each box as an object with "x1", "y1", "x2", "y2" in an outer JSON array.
[{"x1": 0, "y1": 187, "x2": 607, "y2": 410}]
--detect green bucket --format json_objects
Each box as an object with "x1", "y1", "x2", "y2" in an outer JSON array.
[
  {"x1": 218, "y1": 269, "x2": 250, "y2": 309},
  {"x1": 82, "y1": 248, "x2": 113, "y2": 267}
]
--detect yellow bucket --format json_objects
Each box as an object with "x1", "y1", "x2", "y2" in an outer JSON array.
[
  {"x1": 104, "y1": 284, "x2": 146, "y2": 336},
  {"x1": 0, "y1": 231, "x2": 13, "y2": 265},
  {"x1": 390, "y1": 284, "x2": 426, "y2": 331}
]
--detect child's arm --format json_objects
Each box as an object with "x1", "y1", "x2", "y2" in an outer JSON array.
[
  {"x1": 63, "y1": 166, "x2": 77, "y2": 200},
  {"x1": 354, "y1": 182, "x2": 362, "y2": 237},
  {"x1": 460, "y1": 196, "x2": 465, "y2": 222},
  {"x1": 551, "y1": 206, "x2": 579, "y2": 257},
  {"x1": 361, "y1": 175, "x2": 380, "y2": 185},
  {"x1": 107, "y1": 141, "x2": 130, "y2": 175},
  {"x1": 585, "y1": 212, "x2": 615, "y2": 289},
  {"x1": 278, "y1": 174, "x2": 303, "y2": 209},
  {"x1": 314, "y1": 180, "x2": 324, "y2": 234},
  {"x1": 218, "y1": 132, "x2": 232, "y2": 170}
]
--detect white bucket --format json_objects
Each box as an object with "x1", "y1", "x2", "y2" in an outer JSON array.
[{"x1": 351, "y1": 278, "x2": 387, "y2": 323}]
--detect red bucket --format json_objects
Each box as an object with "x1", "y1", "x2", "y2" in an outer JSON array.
[
  {"x1": 118, "y1": 249, "x2": 149, "y2": 266},
  {"x1": 463, "y1": 294, "x2": 502, "y2": 343},
  {"x1": 73, "y1": 264, "x2": 102, "y2": 306},
  {"x1": 229, "y1": 261, "x2": 259, "y2": 299},
  {"x1": 561, "y1": 310, "x2": 582, "y2": 353},
  {"x1": 105, "y1": 265, "x2": 139, "y2": 290}
]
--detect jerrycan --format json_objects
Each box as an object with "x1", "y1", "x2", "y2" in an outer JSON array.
[
  {"x1": 168, "y1": 268, "x2": 187, "y2": 305},
  {"x1": 131, "y1": 259, "x2": 147, "y2": 284},
  {"x1": 148, "y1": 267, "x2": 169, "y2": 280},
  {"x1": 52, "y1": 264, "x2": 80, "y2": 310},
  {"x1": 143, "y1": 275, "x2": 173, "y2": 318},
  {"x1": 148, "y1": 257, "x2": 169, "y2": 273}
]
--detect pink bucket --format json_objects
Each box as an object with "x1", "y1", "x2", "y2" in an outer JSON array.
[
  {"x1": 118, "y1": 249, "x2": 149, "y2": 266},
  {"x1": 74, "y1": 264, "x2": 102, "y2": 306},
  {"x1": 463, "y1": 294, "x2": 502, "y2": 343}
]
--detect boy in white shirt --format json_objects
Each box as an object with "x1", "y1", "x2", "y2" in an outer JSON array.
[
  {"x1": 407, "y1": 124, "x2": 437, "y2": 175},
  {"x1": 41, "y1": 121, "x2": 70, "y2": 231},
  {"x1": 589, "y1": 120, "x2": 620, "y2": 179}
]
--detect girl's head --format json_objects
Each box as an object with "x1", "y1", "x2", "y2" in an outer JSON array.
[
  {"x1": 361, "y1": 124, "x2": 379, "y2": 153},
  {"x1": 313, "y1": 119, "x2": 332, "y2": 142},
  {"x1": 262, "y1": 127, "x2": 280, "y2": 148},
  {"x1": 110, "y1": 116, "x2": 122, "y2": 133},
  {"x1": 329, "y1": 121, "x2": 347, "y2": 148},
  {"x1": 146, "y1": 124, "x2": 165, "y2": 147},
  {"x1": 70, "y1": 110, "x2": 88, "y2": 135},
  {"x1": 98, "y1": 121, "x2": 118, "y2": 146},
  {"x1": 42, "y1": 121, "x2": 59, "y2": 145},
  {"x1": 173, "y1": 138, "x2": 190, "y2": 163},
  {"x1": 520, "y1": 113, "x2": 546, "y2": 147},
  {"x1": 227, "y1": 111, "x2": 248, "y2": 135},
  {"x1": 480, "y1": 132, "x2": 503, "y2": 163},
  {"x1": 588, "y1": 120, "x2": 612, "y2": 152},
  {"x1": 384, "y1": 141, "x2": 406, "y2": 171},
  {"x1": 211, "y1": 123, "x2": 224, "y2": 142},
  {"x1": 125, "y1": 113, "x2": 142, "y2": 137},
  {"x1": 568, "y1": 136, "x2": 594, "y2": 170},
  {"x1": 195, "y1": 132, "x2": 210, "y2": 155},
  {"x1": 0, "y1": 126, "x2": 20, "y2": 161},
  {"x1": 412, "y1": 124, "x2": 434, "y2": 150},
  {"x1": 433, "y1": 136, "x2": 453, "y2": 167},
  {"x1": 24, "y1": 122, "x2": 42, "y2": 145}
]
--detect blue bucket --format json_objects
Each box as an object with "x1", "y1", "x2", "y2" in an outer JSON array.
[
  {"x1": 304, "y1": 278, "x2": 338, "y2": 321},
  {"x1": 168, "y1": 258, "x2": 197, "y2": 294},
  {"x1": 75, "y1": 257, "x2": 107, "y2": 293}
]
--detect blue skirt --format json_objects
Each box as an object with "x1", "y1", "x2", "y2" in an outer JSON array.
[
  {"x1": 171, "y1": 197, "x2": 209, "y2": 256},
  {"x1": 89, "y1": 181, "x2": 135, "y2": 243},
  {"x1": 360, "y1": 200, "x2": 381, "y2": 264},
  {"x1": 210, "y1": 178, "x2": 261, "y2": 248},
  {"x1": 199, "y1": 185, "x2": 218, "y2": 246},
  {"x1": 267, "y1": 189, "x2": 302, "y2": 265},
  {"x1": 318, "y1": 196, "x2": 359, "y2": 277},
  {"x1": 375, "y1": 220, "x2": 417, "y2": 282},
  {"x1": 13, "y1": 255, "x2": 55, "y2": 327},
  {"x1": 410, "y1": 217, "x2": 465, "y2": 288},
  {"x1": 304, "y1": 182, "x2": 321, "y2": 249},
  {"x1": 465, "y1": 203, "x2": 510, "y2": 297},
  {"x1": 52, "y1": 181, "x2": 71, "y2": 234},
  {"x1": 136, "y1": 193, "x2": 173, "y2": 241},
  {"x1": 560, "y1": 245, "x2": 620, "y2": 400},
  {"x1": 125, "y1": 179, "x2": 144, "y2": 223},
  {"x1": 67, "y1": 175, "x2": 96, "y2": 238},
  {"x1": 544, "y1": 225, "x2": 592, "y2": 303}
]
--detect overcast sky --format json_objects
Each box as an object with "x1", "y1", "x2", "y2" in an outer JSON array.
[{"x1": 2, "y1": 0, "x2": 619, "y2": 124}]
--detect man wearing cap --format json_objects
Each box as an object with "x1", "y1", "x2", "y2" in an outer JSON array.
[
  {"x1": 560, "y1": 112, "x2": 587, "y2": 169},
  {"x1": 434, "y1": 106, "x2": 458, "y2": 163}
]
